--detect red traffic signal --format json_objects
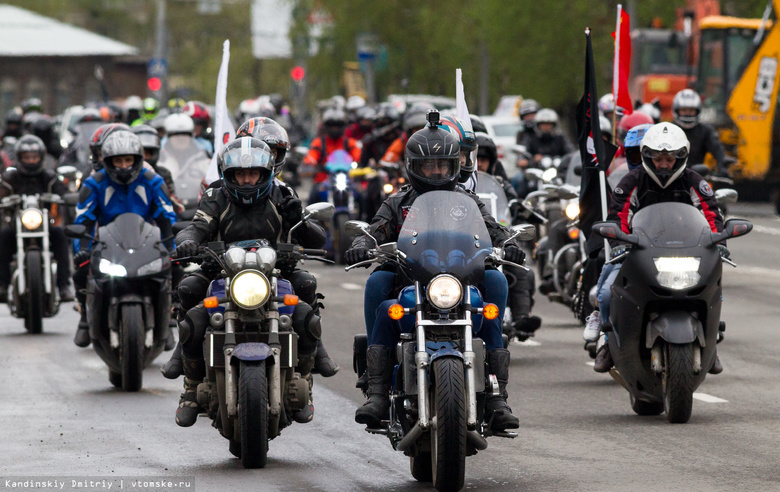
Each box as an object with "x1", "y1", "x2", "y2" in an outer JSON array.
[
  {"x1": 147, "y1": 77, "x2": 162, "y2": 92},
  {"x1": 290, "y1": 66, "x2": 305, "y2": 82}
]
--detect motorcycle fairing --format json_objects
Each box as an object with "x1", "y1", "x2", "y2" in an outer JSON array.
[{"x1": 645, "y1": 310, "x2": 706, "y2": 348}]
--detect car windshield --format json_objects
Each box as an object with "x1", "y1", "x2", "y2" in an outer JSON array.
[{"x1": 491, "y1": 122, "x2": 523, "y2": 138}]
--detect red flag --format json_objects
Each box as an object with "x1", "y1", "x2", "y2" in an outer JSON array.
[{"x1": 612, "y1": 7, "x2": 633, "y2": 115}]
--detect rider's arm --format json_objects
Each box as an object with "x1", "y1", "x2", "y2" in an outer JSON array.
[
  {"x1": 0, "y1": 171, "x2": 14, "y2": 200},
  {"x1": 686, "y1": 169, "x2": 724, "y2": 233},
  {"x1": 378, "y1": 138, "x2": 404, "y2": 168},
  {"x1": 175, "y1": 187, "x2": 221, "y2": 245},
  {"x1": 73, "y1": 178, "x2": 100, "y2": 252},
  {"x1": 303, "y1": 137, "x2": 323, "y2": 166},
  {"x1": 351, "y1": 197, "x2": 399, "y2": 249},
  {"x1": 607, "y1": 170, "x2": 640, "y2": 234},
  {"x1": 145, "y1": 173, "x2": 177, "y2": 249}
]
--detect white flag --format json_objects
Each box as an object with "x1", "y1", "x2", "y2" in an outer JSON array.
[
  {"x1": 455, "y1": 68, "x2": 478, "y2": 192},
  {"x1": 205, "y1": 40, "x2": 236, "y2": 185}
]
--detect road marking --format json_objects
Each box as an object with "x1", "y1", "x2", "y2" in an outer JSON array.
[
  {"x1": 693, "y1": 392, "x2": 728, "y2": 403},
  {"x1": 340, "y1": 282, "x2": 363, "y2": 291},
  {"x1": 515, "y1": 339, "x2": 541, "y2": 347},
  {"x1": 735, "y1": 266, "x2": 780, "y2": 278},
  {"x1": 752, "y1": 224, "x2": 780, "y2": 236},
  {"x1": 586, "y1": 361, "x2": 595, "y2": 366}
]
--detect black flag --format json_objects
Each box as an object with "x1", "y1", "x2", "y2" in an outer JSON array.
[{"x1": 577, "y1": 29, "x2": 618, "y2": 257}]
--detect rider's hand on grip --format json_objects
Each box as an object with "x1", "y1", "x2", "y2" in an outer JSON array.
[
  {"x1": 717, "y1": 244, "x2": 731, "y2": 259},
  {"x1": 279, "y1": 196, "x2": 303, "y2": 225},
  {"x1": 174, "y1": 239, "x2": 198, "y2": 259},
  {"x1": 73, "y1": 250, "x2": 91, "y2": 268},
  {"x1": 346, "y1": 247, "x2": 370, "y2": 266},
  {"x1": 503, "y1": 245, "x2": 525, "y2": 264}
]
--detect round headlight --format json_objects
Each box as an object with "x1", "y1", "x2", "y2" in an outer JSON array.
[
  {"x1": 21, "y1": 209, "x2": 43, "y2": 230},
  {"x1": 565, "y1": 202, "x2": 580, "y2": 220},
  {"x1": 230, "y1": 270, "x2": 271, "y2": 310},
  {"x1": 427, "y1": 274, "x2": 463, "y2": 310}
]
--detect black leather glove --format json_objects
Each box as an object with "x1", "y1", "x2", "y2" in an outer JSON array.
[
  {"x1": 279, "y1": 196, "x2": 303, "y2": 225},
  {"x1": 503, "y1": 245, "x2": 526, "y2": 264},
  {"x1": 345, "y1": 247, "x2": 370, "y2": 266},
  {"x1": 73, "y1": 250, "x2": 91, "y2": 268},
  {"x1": 175, "y1": 239, "x2": 198, "y2": 259},
  {"x1": 717, "y1": 244, "x2": 731, "y2": 259}
]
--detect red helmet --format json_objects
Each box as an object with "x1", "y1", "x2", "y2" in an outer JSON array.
[
  {"x1": 617, "y1": 111, "x2": 654, "y2": 144},
  {"x1": 183, "y1": 101, "x2": 211, "y2": 127}
]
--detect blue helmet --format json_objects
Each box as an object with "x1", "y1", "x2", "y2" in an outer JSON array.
[{"x1": 624, "y1": 123, "x2": 653, "y2": 170}]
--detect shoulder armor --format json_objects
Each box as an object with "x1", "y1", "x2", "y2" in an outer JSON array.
[{"x1": 143, "y1": 169, "x2": 156, "y2": 180}]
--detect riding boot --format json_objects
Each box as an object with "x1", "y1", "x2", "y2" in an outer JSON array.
[
  {"x1": 354, "y1": 345, "x2": 394, "y2": 428},
  {"x1": 175, "y1": 357, "x2": 205, "y2": 427},
  {"x1": 485, "y1": 349, "x2": 520, "y2": 431},
  {"x1": 312, "y1": 338, "x2": 340, "y2": 377},
  {"x1": 73, "y1": 303, "x2": 90, "y2": 348},
  {"x1": 292, "y1": 350, "x2": 316, "y2": 423},
  {"x1": 709, "y1": 349, "x2": 723, "y2": 375},
  {"x1": 161, "y1": 342, "x2": 183, "y2": 379}
]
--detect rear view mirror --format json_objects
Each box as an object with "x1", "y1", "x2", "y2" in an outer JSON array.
[
  {"x1": 509, "y1": 224, "x2": 536, "y2": 242},
  {"x1": 711, "y1": 218, "x2": 752, "y2": 244},
  {"x1": 344, "y1": 220, "x2": 370, "y2": 239},
  {"x1": 715, "y1": 188, "x2": 738, "y2": 205},
  {"x1": 304, "y1": 202, "x2": 334, "y2": 221},
  {"x1": 64, "y1": 224, "x2": 88, "y2": 239},
  {"x1": 591, "y1": 221, "x2": 639, "y2": 246},
  {"x1": 63, "y1": 193, "x2": 80, "y2": 206}
]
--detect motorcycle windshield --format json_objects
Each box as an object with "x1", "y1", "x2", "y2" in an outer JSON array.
[
  {"x1": 398, "y1": 191, "x2": 492, "y2": 285},
  {"x1": 98, "y1": 213, "x2": 163, "y2": 276},
  {"x1": 72, "y1": 121, "x2": 104, "y2": 174},
  {"x1": 630, "y1": 202, "x2": 713, "y2": 248},
  {"x1": 158, "y1": 135, "x2": 211, "y2": 207},
  {"x1": 325, "y1": 149, "x2": 353, "y2": 173},
  {"x1": 475, "y1": 172, "x2": 510, "y2": 226}
]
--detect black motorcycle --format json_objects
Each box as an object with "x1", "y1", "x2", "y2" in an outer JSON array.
[
  {"x1": 0, "y1": 193, "x2": 63, "y2": 333},
  {"x1": 177, "y1": 203, "x2": 334, "y2": 468},
  {"x1": 592, "y1": 203, "x2": 751, "y2": 423},
  {"x1": 347, "y1": 191, "x2": 534, "y2": 491},
  {"x1": 65, "y1": 213, "x2": 172, "y2": 391}
]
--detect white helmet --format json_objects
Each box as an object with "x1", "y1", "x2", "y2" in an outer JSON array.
[
  {"x1": 124, "y1": 95, "x2": 142, "y2": 111},
  {"x1": 672, "y1": 89, "x2": 702, "y2": 129},
  {"x1": 640, "y1": 122, "x2": 690, "y2": 188},
  {"x1": 534, "y1": 108, "x2": 559, "y2": 135},
  {"x1": 164, "y1": 113, "x2": 194, "y2": 136},
  {"x1": 346, "y1": 95, "x2": 366, "y2": 112}
]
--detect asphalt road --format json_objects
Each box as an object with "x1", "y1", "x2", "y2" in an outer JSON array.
[{"x1": 1, "y1": 205, "x2": 779, "y2": 492}]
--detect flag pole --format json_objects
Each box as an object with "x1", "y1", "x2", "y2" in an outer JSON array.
[{"x1": 612, "y1": 4, "x2": 622, "y2": 147}]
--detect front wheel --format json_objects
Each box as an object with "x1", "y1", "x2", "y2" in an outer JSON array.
[
  {"x1": 663, "y1": 343, "x2": 695, "y2": 423},
  {"x1": 430, "y1": 357, "x2": 467, "y2": 491},
  {"x1": 120, "y1": 304, "x2": 145, "y2": 392},
  {"x1": 238, "y1": 361, "x2": 268, "y2": 469},
  {"x1": 25, "y1": 251, "x2": 44, "y2": 334}
]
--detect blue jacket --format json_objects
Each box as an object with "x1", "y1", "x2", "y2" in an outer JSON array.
[{"x1": 74, "y1": 169, "x2": 176, "y2": 252}]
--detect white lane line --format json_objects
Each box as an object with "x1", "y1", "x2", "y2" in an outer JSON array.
[
  {"x1": 693, "y1": 392, "x2": 728, "y2": 403},
  {"x1": 585, "y1": 361, "x2": 595, "y2": 367},
  {"x1": 514, "y1": 339, "x2": 541, "y2": 347},
  {"x1": 340, "y1": 282, "x2": 363, "y2": 290},
  {"x1": 753, "y1": 224, "x2": 780, "y2": 236}
]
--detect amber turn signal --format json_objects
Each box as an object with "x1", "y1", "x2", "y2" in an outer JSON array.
[
  {"x1": 283, "y1": 294, "x2": 299, "y2": 306},
  {"x1": 388, "y1": 303, "x2": 405, "y2": 320},
  {"x1": 203, "y1": 296, "x2": 219, "y2": 308},
  {"x1": 482, "y1": 303, "x2": 499, "y2": 320}
]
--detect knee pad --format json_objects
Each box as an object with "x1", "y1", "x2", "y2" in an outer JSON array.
[
  {"x1": 177, "y1": 273, "x2": 210, "y2": 312},
  {"x1": 180, "y1": 307, "x2": 209, "y2": 357},
  {"x1": 292, "y1": 302, "x2": 321, "y2": 353},
  {"x1": 289, "y1": 270, "x2": 317, "y2": 306}
]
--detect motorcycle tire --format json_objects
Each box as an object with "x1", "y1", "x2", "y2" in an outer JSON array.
[
  {"x1": 430, "y1": 357, "x2": 467, "y2": 492},
  {"x1": 630, "y1": 393, "x2": 664, "y2": 416},
  {"x1": 663, "y1": 343, "x2": 695, "y2": 424},
  {"x1": 238, "y1": 361, "x2": 268, "y2": 469},
  {"x1": 120, "y1": 304, "x2": 145, "y2": 392},
  {"x1": 410, "y1": 453, "x2": 433, "y2": 483},
  {"x1": 333, "y1": 213, "x2": 352, "y2": 266},
  {"x1": 24, "y1": 250, "x2": 44, "y2": 334}
]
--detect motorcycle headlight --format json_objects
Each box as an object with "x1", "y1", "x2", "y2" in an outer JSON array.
[
  {"x1": 542, "y1": 168, "x2": 557, "y2": 182},
  {"x1": 654, "y1": 257, "x2": 701, "y2": 290},
  {"x1": 426, "y1": 274, "x2": 463, "y2": 310},
  {"x1": 99, "y1": 258, "x2": 127, "y2": 277},
  {"x1": 565, "y1": 202, "x2": 580, "y2": 220},
  {"x1": 335, "y1": 173, "x2": 348, "y2": 191},
  {"x1": 137, "y1": 258, "x2": 163, "y2": 276},
  {"x1": 21, "y1": 209, "x2": 43, "y2": 230},
  {"x1": 230, "y1": 270, "x2": 271, "y2": 310},
  {"x1": 383, "y1": 183, "x2": 394, "y2": 194}
]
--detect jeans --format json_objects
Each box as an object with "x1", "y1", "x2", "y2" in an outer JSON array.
[
  {"x1": 596, "y1": 262, "x2": 622, "y2": 325},
  {"x1": 367, "y1": 269, "x2": 507, "y2": 350}
]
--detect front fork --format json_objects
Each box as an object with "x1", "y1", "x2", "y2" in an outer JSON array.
[
  {"x1": 14, "y1": 209, "x2": 53, "y2": 295},
  {"x1": 414, "y1": 281, "x2": 478, "y2": 430}
]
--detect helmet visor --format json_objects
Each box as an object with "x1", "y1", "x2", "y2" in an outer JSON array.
[
  {"x1": 221, "y1": 145, "x2": 275, "y2": 173},
  {"x1": 409, "y1": 157, "x2": 459, "y2": 181},
  {"x1": 641, "y1": 147, "x2": 688, "y2": 161}
]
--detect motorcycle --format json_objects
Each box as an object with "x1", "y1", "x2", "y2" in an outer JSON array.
[
  {"x1": 175, "y1": 203, "x2": 334, "y2": 468},
  {"x1": 592, "y1": 203, "x2": 751, "y2": 423},
  {"x1": 346, "y1": 191, "x2": 534, "y2": 491},
  {"x1": 65, "y1": 213, "x2": 172, "y2": 391},
  {"x1": 157, "y1": 135, "x2": 211, "y2": 211},
  {"x1": 0, "y1": 194, "x2": 63, "y2": 333}
]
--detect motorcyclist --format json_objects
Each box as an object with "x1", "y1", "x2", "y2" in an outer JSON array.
[
  {"x1": 346, "y1": 106, "x2": 375, "y2": 142},
  {"x1": 346, "y1": 113, "x2": 524, "y2": 432},
  {"x1": 171, "y1": 137, "x2": 330, "y2": 427},
  {"x1": 182, "y1": 101, "x2": 214, "y2": 157},
  {"x1": 515, "y1": 98, "x2": 540, "y2": 146},
  {"x1": 672, "y1": 89, "x2": 731, "y2": 177},
  {"x1": 345, "y1": 95, "x2": 366, "y2": 125},
  {"x1": 4, "y1": 108, "x2": 24, "y2": 139},
  {"x1": 513, "y1": 108, "x2": 575, "y2": 197},
  {"x1": 440, "y1": 115, "x2": 479, "y2": 192},
  {"x1": 475, "y1": 132, "x2": 542, "y2": 340},
  {"x1": 88, "y1": 123, "x2": 132, "y2": 172},
  {"x1": 377, "y1": 104, "x2": 431, "y2": 169},
  {"x1": 71, "y1": 130, "x2": 177, "y2": 348},
  {"x1": 303, "y1": 107, "x2": 361, "y2": 204},
  {"x1": 131, "y1": 124, "x2": 184, "y2": 214},
  {"x1": 30, "y1": 115, "x2": 63, "y2": 161},
  {"x1": 131, "y1": 97, "x2": 160, "y2": 127},
  {"x1": 598, "y1": 93, "x2": 624, "y2": 124},
  {"x1": 0, "y1": 135, "x2": 73, "y2": 302},
  {"x1": 359, "y1": 104, "x2": 402, "y2": 168},
  {"x1": 124, "y1": 96, "x2": 143, "y2": 125},
  {"x1": 589, "y1": 122, "x2": 725, "y2": 374}
]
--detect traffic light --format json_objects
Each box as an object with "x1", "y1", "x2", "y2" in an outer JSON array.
[
  {"x1": 290, "y1": 66, "x2": 305, "y2": 82},
  {"x1": 147, "y1": 77, "x2": 162, "y2": 92}
]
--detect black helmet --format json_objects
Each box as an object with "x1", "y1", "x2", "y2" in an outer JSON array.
[
  {"x1": 101, "y1": 130, "x2": 144, "y2": 185},
  {"x1": 469, "y1": 114, "x2": 487, "y2": 134},
  {"x1": 475, "y1": 132, "x2": 497, "y2": 167},
  {"x1": 235, "y1": 117, "x2": 290, "y2": 177},
  {"x1": 219, "y1": 137, "x2": 276, "y2": 206},
  {"x1": 4, "y1": 108, "x2": 23, "y2": 138},
  {"x1": 131, "y1": 124, "x2": 161, "y2": 167},
  {"x1": 90, "y1": 123, "x2": 131, "y2": 171},
  {"x1": 404, "y1": 113, "x2": 461, "y2": 194},
  {"x1": 14, "y1": 135, "x2": 47, "y2": 176}
]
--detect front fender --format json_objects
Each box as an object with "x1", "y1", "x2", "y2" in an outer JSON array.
[
  {"x1": 230, "y1": 342, "x2": 274, "y2": 364},
  {"x1": 429, "y1": 348, "x2": 464, "y2": 364},
  {"x1": 645, "y1": 310, "x2": 705, "y2": 348}
]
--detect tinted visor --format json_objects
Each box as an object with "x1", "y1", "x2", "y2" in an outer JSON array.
[
  {"x1": 641, "y1": 147, "x2": 688, "y2": 161},
  {"x1": 409, "y1": 157, "x2": 459, "y2": 180}
]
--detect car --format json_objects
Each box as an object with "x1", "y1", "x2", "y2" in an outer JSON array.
[
  {"x1": 480, "y1": 115, "x2": 525, "y2": 178},
  {"x1": 386, "y1": 94, "x2": 457, "y2": 114}
]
